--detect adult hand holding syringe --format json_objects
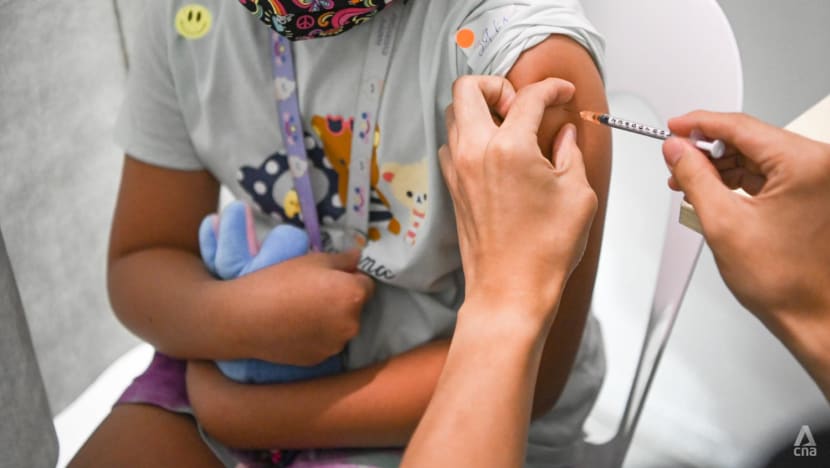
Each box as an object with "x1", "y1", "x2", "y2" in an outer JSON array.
[{"x1": 661, "y1": 110, "x2": 830, "y2": 401}]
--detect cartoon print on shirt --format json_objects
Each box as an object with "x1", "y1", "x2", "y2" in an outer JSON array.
[
  {"x1": 238, "y1": 114, "x2": 402, "y2": 245},
  {"x1": 282, "y1": 189, "x2": 301, "y2": 219},
  {"x1": 311, "y1": 115, "x2": 401, "y2": 241},
  {"x1": 381, "y1": 159, "x2": 429, "y2": 246},
  {"x1": 237, "y1": 131, "x2": 343, "y2": 229}
]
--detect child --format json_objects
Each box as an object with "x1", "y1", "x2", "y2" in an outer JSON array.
[{"x1": 71, "y1": 0, "x2": 611, "y2": 466}]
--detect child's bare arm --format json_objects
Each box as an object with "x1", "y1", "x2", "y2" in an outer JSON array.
[
  {"x1": 108, "y1": 156, "x2": 372, "y2": 364},
  {"x1": 187, "y1": 340, "x2": 450, "y2": 449},
  {"x1": 505, "y1": 35, "x2": 611, "y2": 414}
]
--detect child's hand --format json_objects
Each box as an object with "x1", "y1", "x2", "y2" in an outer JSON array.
[
  {"x1": 440, "y1": 76, "x2": 597, "y2": 325},
  {"x1": 223, "y1": 249, "x2": 374, "y2": 366}
]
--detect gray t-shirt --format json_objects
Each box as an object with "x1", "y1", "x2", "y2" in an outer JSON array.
[{"x1": 116, "y1": 0, "x2": 606, "y2": 465}]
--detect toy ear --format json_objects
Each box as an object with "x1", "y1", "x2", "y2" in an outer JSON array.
[
  {"x1": 241, "y1": 225, "x2": 309, "y2": 275},
  {"x1": 198, "y1": 214, "x2": 220, "y2": 275},
  {"x1": 214, "y1": 201, "x2": 259, "y2": 279}
]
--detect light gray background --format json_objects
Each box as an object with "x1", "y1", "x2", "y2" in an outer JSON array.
[
  {"x1": 718, "y1": 0, "x2": 830, "y2": 125},
  {"x1": 1, "y1": 0, "x2": 134, "y2": 416},
  {"x1": 0, "y1": 0, "x2": 828, "y2": 464}
]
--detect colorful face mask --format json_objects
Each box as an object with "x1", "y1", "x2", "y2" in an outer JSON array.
[{"x1": 238, "y1": 0, "x2": 396, "y2": 40}]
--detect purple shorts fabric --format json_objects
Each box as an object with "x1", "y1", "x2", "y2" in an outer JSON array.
[
  {"x1": 115, "y1": 351, "x2": 288, "y2": 467},
  {"x1": 115, "y1": 351, "x2": 389, "y2": 468},
  {"x1": 116, "y1": 351, "x2": 191, "y2": 413}
]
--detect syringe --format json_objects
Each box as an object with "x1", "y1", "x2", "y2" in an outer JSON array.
[{"x1": 579, "y1": 111, "x2": 726, "y2": 158}]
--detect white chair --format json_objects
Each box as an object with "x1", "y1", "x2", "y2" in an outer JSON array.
[{"x1": 579, "y1": 1, "x2": 743, "y2": 466}]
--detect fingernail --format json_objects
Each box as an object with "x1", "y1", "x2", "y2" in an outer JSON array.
[{"x1": 663, "y1": 138, "x2": 686, "y2": 168}]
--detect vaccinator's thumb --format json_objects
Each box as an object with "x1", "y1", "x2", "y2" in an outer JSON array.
[
  {"x1": 552, "y1": 123, "x2": 587, "y2": 181},
  {"x1": 663, "y1": 137, "x2": 734, "y2": 224}
]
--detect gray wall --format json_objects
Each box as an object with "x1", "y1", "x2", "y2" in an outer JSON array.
[
  {"x1": 718, "y1": 0, "x2": 830, "y2": 126},
  {"x1": 114, "y1": 0, "x2": 145, "y2": 63},
  {"x1": 0, "y1": 0, "x2": 137, "y2": 414}
]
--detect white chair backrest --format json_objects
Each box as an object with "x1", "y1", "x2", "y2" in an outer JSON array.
[
  {"x1": 579, "y1": 0, "x2": 742, "y2": 466},
  {"x1": 585, "y1": 0, "x2": 743, "y2": 120}
]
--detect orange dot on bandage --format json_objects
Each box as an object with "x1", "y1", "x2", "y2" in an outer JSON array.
[{"x1": 456, "y1": 28, "x2": 475, "y2": 49}]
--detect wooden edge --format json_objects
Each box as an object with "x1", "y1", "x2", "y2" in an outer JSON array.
[
  {"x1": 784, "y1": 93, "x2": 830, "y2": 144},
  {"x1": 679, "y1": 93, "x2": 830, "y2": 234},
  {"x1": 679, "y1": 200, "x2": 703, "y2": 234}
]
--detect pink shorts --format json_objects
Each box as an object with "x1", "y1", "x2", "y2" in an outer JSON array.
[
  {"x1": 116, "y1": 351, "x2": 393, "y2": 468},
  {"x1": 115, "y1": 351, "x2": 292, "y2": 467}
]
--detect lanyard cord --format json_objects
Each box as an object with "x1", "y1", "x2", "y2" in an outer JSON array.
[
  {"x1": 270, "y1": 5, "x2": 403, "y2": 251},
  {"x1": 271, "y1": 32, "x2": 325, "y2": 251}
]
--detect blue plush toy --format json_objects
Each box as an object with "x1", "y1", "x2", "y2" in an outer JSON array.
[{"x1": 198, "y1": 200, "x2": 343, "y2": 384}]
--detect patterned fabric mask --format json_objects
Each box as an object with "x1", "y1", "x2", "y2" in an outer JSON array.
[{"x1": 238, "y1": 0, "x2": 396, "y2": 40}]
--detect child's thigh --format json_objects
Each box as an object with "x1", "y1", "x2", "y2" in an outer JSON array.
[{"x1": 68, "y1": 404, "x2": 222, "y2": 468}]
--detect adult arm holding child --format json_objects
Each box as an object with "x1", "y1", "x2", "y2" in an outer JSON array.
[{"x1": 402, "y1": 76, "x2": 598, "y2": 468}]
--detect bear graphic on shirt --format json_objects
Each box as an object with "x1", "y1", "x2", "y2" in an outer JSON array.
[
  {"x1": 381, "y1": 159, "x2": 429, "y2": 246},
  {"x1": 311, "y1": 115, "x2": 401, "y2": 241}
]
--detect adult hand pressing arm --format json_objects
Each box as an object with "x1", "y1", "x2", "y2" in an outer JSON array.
[
  {"x1": 402, "y1": 76, "x2": 598, "y2": 468},
  {"x1": 662, "y1": 111, "x2": 830, "y2": 399}
]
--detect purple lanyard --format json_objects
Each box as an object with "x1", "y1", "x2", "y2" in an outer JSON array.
[
  {"x1": 270, "y1": 32, "x2": 325, "y2": 251},
  {"x1": 270, "y1": 6, "x2": 401, "y2": 251}
]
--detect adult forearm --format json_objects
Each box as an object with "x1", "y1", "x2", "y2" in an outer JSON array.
[
  {"x1": 805, "y1": 351, "x2": 830, "y2": 402},
  {"x1": 771, "y1": 305, "x2": 830, "y2": 401},
  {"x1": 403, "y1": 299, "x2": 549, "y2": 468},
  {"x1": 188, "y1": 340, "x2": 450, "y2": 449}
]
